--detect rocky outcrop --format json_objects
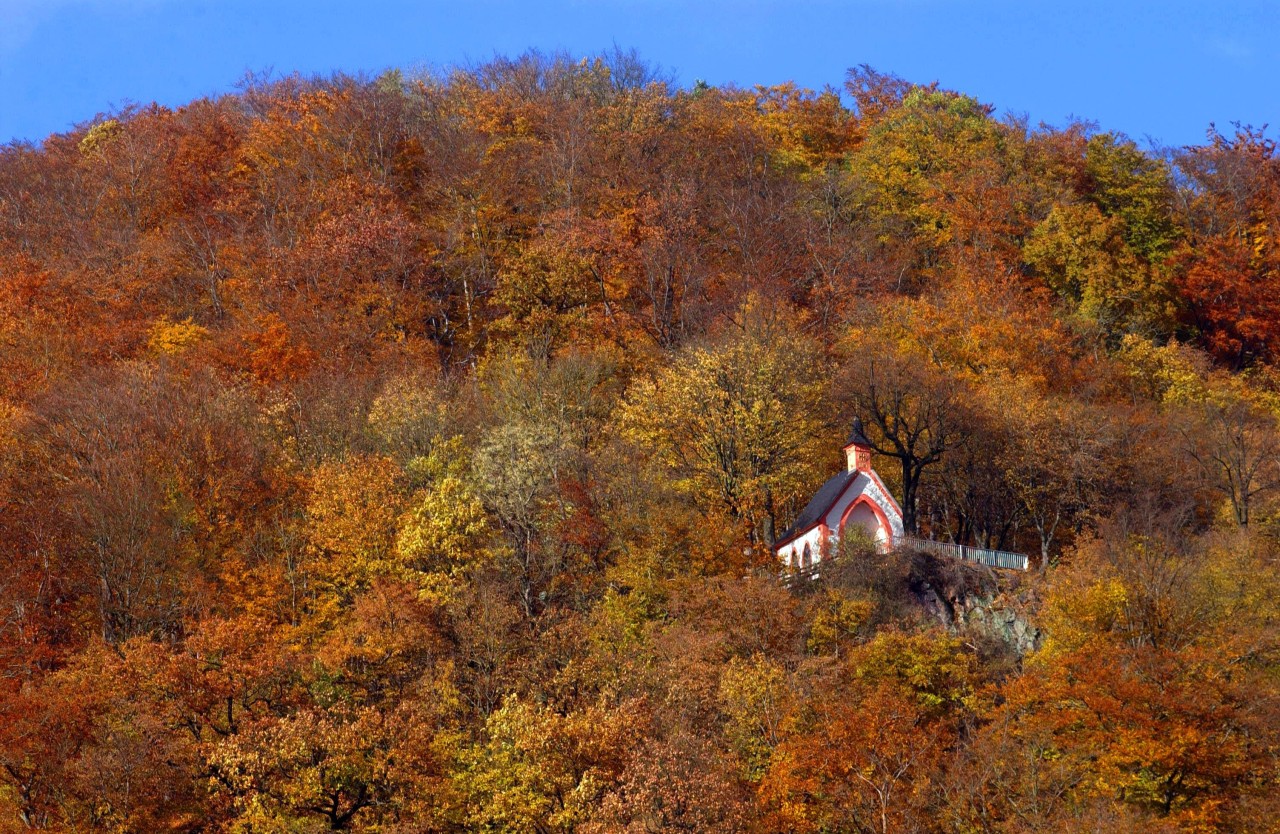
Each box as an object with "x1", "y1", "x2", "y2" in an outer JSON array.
[{"x1": 905, "y1": 550, "x2": 1041, "y2": 655}]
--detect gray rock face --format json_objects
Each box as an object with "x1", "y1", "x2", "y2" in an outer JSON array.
[{"x1": 906, "y1": 551, "x2": 1041, "y2": 655}]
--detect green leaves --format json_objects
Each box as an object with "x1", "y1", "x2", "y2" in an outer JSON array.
[
  {"x1": 1084, "y1": 133, "x2": 1180, "y2": 262},
  {"x1": 1024, "y1": 202, "x2": 1177, "y2": 340}
]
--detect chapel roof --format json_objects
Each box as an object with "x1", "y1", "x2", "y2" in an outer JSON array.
[{"x1": 776, "y1": 469, "x2": 857, "y2": 544}]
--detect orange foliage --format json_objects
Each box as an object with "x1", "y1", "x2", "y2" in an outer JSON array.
[{"x1": 0, "y1": 53, "x2": 1278, "y2": 833}]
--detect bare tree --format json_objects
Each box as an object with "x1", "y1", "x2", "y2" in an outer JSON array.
[
  {"x1": 1183, "y1": 393, "x2": 1280, "y2": 526},
  {"x1": 842, "y1": 351, "x2": 965, "y2": 534}
]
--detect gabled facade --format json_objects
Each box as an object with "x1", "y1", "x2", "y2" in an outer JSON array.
[{"x1": 774, "y1": 420, "x2": 905, "y2": 572}]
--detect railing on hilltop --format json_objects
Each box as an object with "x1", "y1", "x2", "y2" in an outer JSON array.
[
  {"x1": 897, "y1": 536, "x2": 1029, "y2": 571},
  {"x1": 783, "y1": 536, "x2": 1029, "y2": 583}
]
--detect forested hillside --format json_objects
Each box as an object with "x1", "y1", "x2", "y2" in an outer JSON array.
[{"x1": 1, "y1": 51, "x2": 1278, "y2": 832}]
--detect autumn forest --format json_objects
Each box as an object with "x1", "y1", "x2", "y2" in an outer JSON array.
[{"x1": 1, "y1": 51, "x2": 1279, "y2": 832}]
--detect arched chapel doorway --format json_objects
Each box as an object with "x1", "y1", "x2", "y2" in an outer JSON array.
[{"x1": 839, "y1": 497, "x2": 891, "y2": 546}]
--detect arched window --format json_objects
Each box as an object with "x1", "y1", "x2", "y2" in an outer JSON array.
[{"x1": 802, "y1": 542, "x2": 812, "y2": 570}]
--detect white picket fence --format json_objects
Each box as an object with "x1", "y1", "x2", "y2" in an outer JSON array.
[{"x1": 897, "y1": 536, "x2": 1029, "y2": 571}]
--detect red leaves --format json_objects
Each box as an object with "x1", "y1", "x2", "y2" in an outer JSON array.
[
  {"x1": 1176, "y1": 234, "x2": 1280, "y2": 367},
  {"x1": 1175, "y1": 127, "x2": 1280, "y2": 367},
  {"x1": 244, "y1": 313, "x2": 315, "y2": 385},
  {"x1": 768, "y1": 687, "x2": 947, "y2": 834}
]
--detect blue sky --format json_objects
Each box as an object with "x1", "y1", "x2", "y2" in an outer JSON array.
[{"x1": 1, "y1": 0, "x2": 1276, "y2": 148}]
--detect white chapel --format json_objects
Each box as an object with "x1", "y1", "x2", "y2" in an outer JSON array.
[{"x1": 774, "y1": 419, "x2": 905, "y2": 571}]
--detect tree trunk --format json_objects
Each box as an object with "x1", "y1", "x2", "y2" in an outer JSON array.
[{"x1": 900, "y1": 459, "x2": 919, "y2": 534}]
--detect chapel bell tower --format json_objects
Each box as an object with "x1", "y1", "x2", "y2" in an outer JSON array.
[{"x1": 844, "y1": 418, "x2": 873, "y2": 473}]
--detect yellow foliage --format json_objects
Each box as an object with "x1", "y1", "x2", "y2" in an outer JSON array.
[
  {"x1": 397, "y1": 436, "x2": 492, "y2": 591},
  {"x1": 304, "y1": 455, "x2": 406, "y2": 614},
  {"x1": 302, "y1": 442, "x2": 491, "y2": 615},
  {"x1": 719, "y1": 653, "x2": 791, "y2": 781},
  {"x1": 1024, "y1": 202, "x2": 1178, "y2": 340},
  {"x1": 806, "y1": 591, "x2": 874, "y2": 655},
  {"x1": 1037, "y1": 573, "x2": 1129, "y2": 659},
  {"x1": 455, "y1": 695, "x2": 647, "y2": 832},
  {"x1": 206, "y1": 701, "x2": 452, "y2": 832},
  {"x1": 366, "y1": 373, "x2": 449, "y2": 460},
  {"x1": 78, "y1": 118, "x2": 122, "y2": 155},
  {"x1": 844, "y1": 630, "x2": 976, "y2": 715},
  {"x1": 1117, "y1": 334, "x2": 1210, "y2": 404},
  {"x1": 147, "y1": 316, "x2": 209, "y2": 357},
  {"x1": 753, "y1": 83, "x2": 857, "y2": 171},
  {"x1": 620, "y1": 295, "x2": 831, "y2": 546}
]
